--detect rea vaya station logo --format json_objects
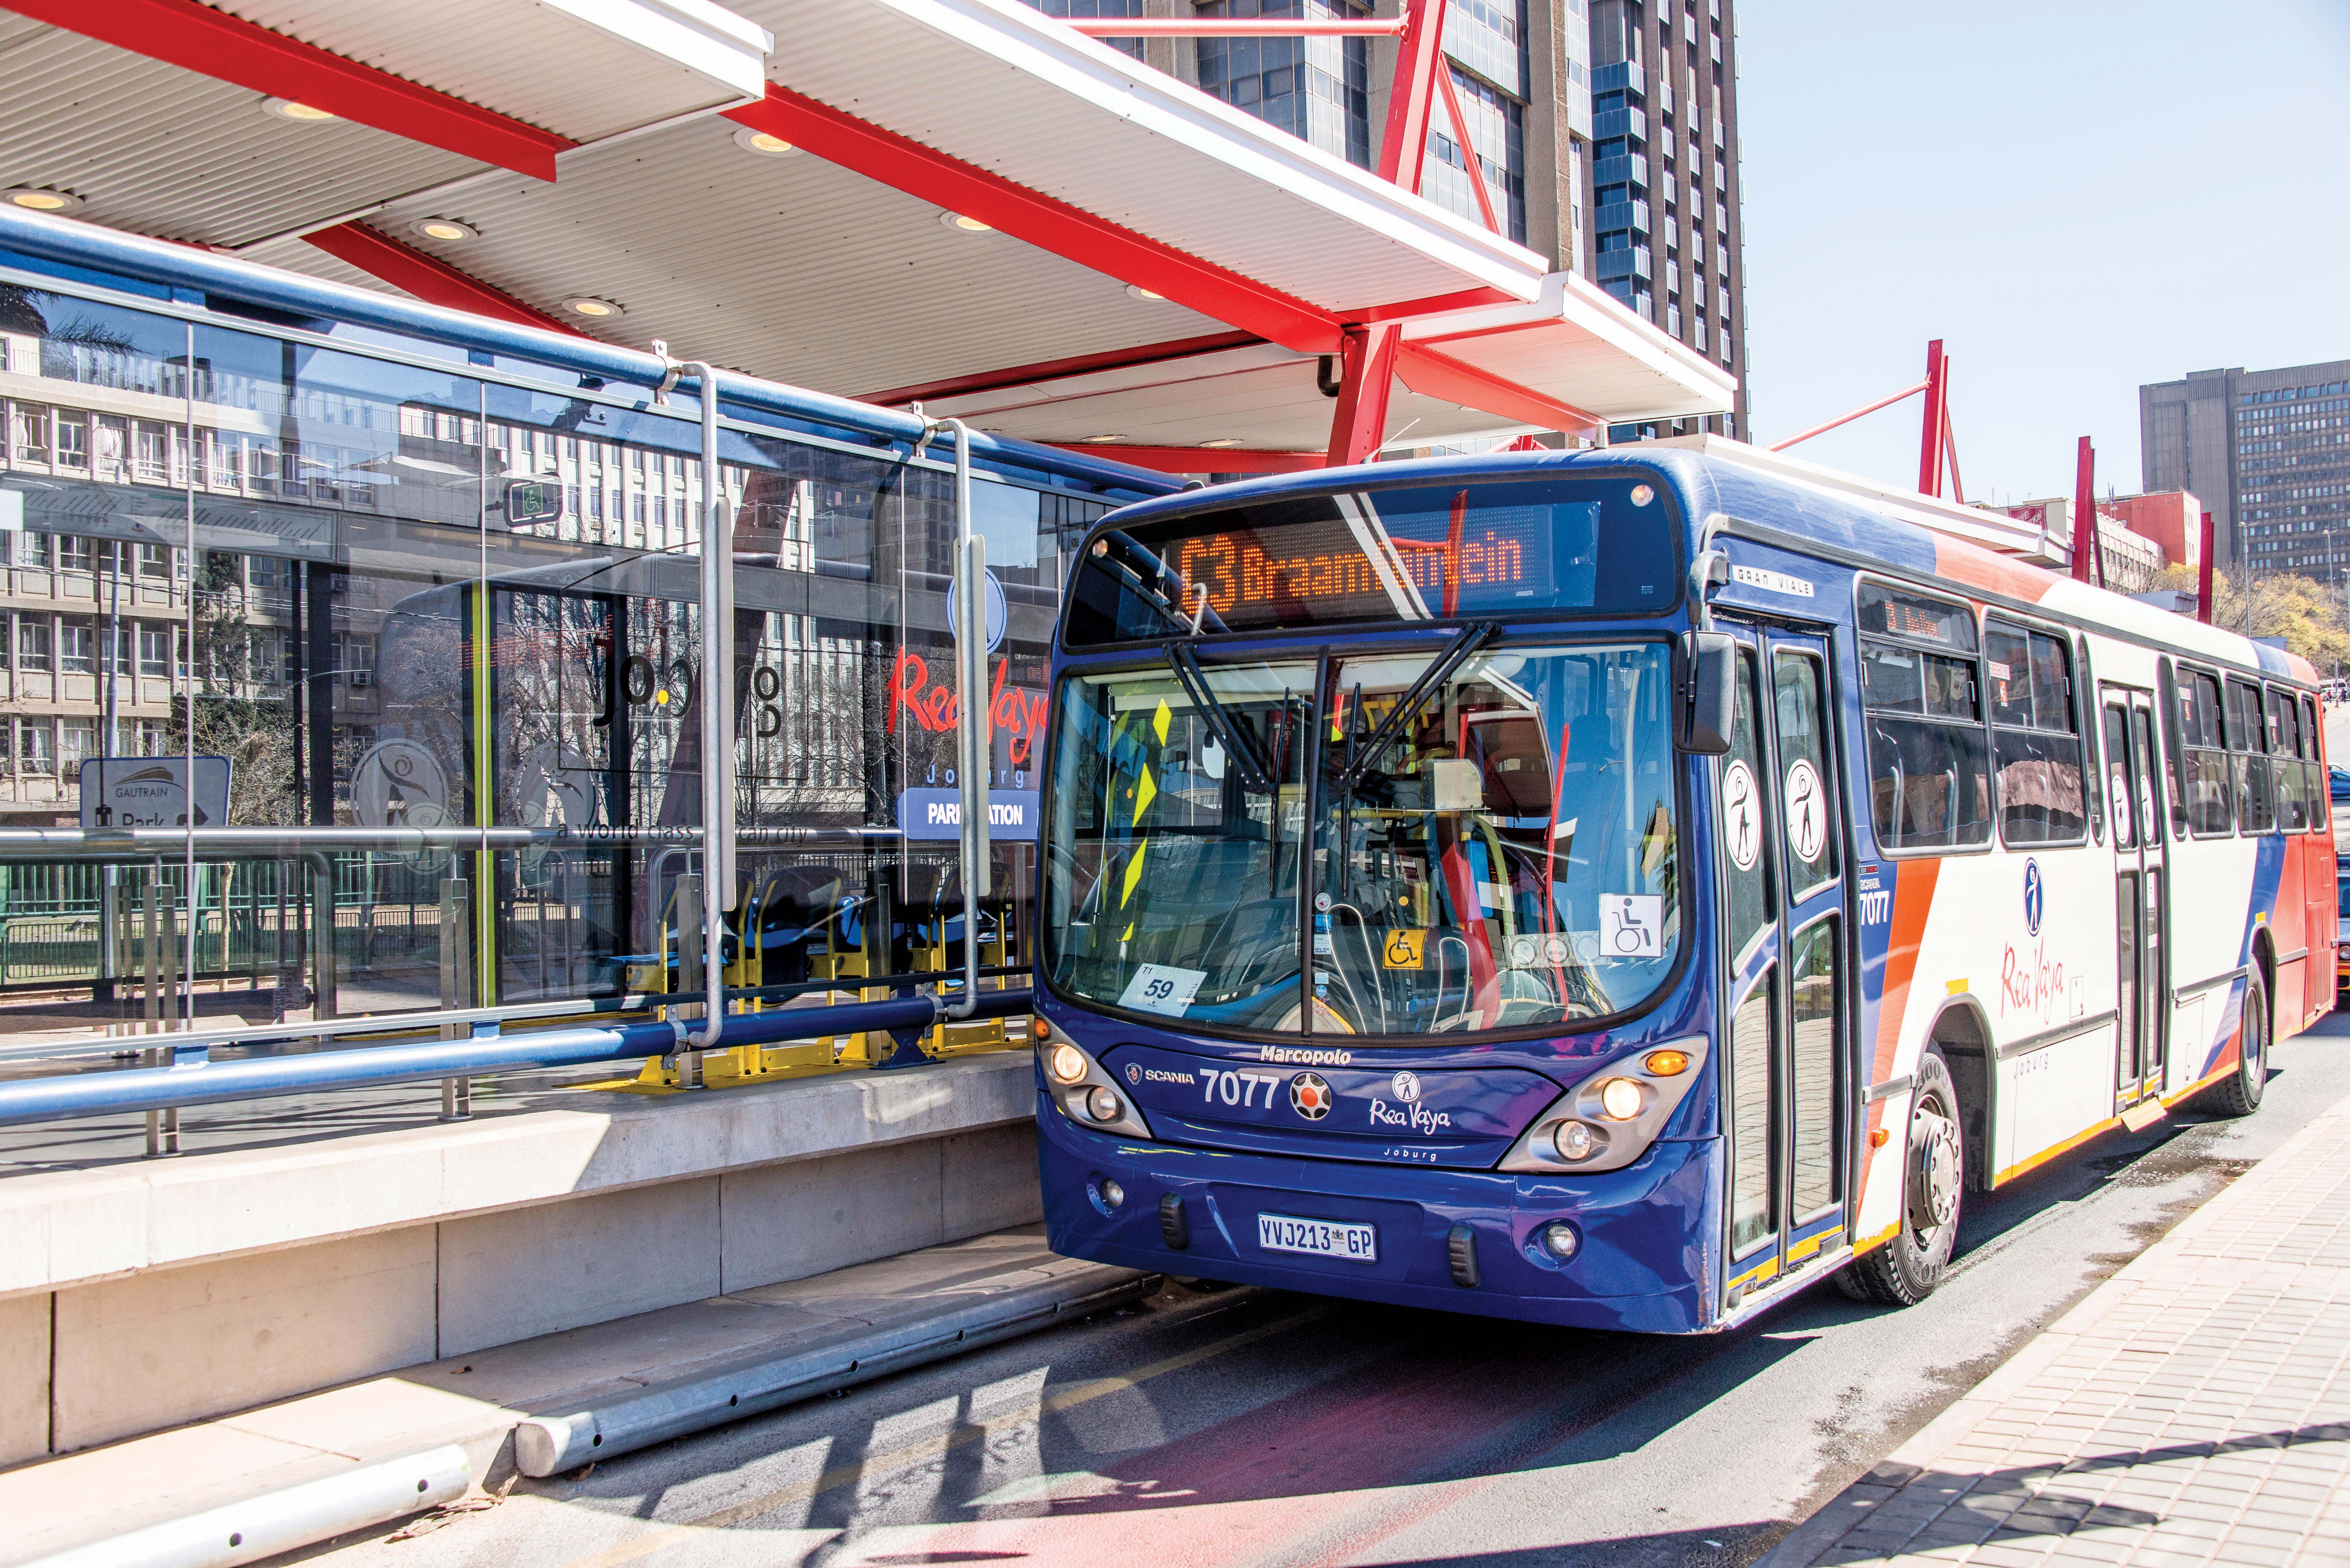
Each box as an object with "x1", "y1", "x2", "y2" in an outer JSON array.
[
  {"x1": 2000, "y1": 857, "x2": 2081, "y2": 1025},
  {"x1": 886, "y1": 649, "x2": 1049, "y2": 766}
]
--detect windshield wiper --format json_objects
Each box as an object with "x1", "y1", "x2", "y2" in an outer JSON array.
[
  {"x1": 1167, "y1": 643, "x2": 1278, "y2": 795},
  {"x1": 1337, "y1": 622, "x2": 1498, "y2": 792}
]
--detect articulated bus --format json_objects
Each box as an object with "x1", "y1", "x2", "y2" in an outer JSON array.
[{"x1": 1027, "y1": 440, "x2": 2334, "y2": 1332}]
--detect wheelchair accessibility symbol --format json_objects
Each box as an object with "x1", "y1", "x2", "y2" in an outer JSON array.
[
  {"x1": 1601, "y1": 894, "x2": 1664, "y2": 958},
  {"x1": 1382, "y1": 929, "x2": 1429, "y2": 970}
]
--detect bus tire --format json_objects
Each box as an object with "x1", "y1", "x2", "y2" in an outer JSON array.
[
  {"x1": 1837, "y1": 1049, "x2": 1965, "y2": 1308},
  {"x1": 2205, "y1": 969, "x2": 2269, "y2": 1119}
]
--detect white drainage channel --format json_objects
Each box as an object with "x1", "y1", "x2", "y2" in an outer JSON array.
[{"x1": 18, "y1": 1445, "x2": 469, "y2": 1568}]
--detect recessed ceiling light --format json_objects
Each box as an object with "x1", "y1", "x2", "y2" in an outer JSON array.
[
  {"x1": 411, "y1": 217, "x2": 477, "y2": 243},
  {"x1": 561, "y1": 296, "x2": 623, "y2": 319},
  {"x1": 731, "y1": 126, "x2": 800, "y2": 157},
  {"x1": 939, "y1": 211, "x2": 993, "y2": 233},
  {"x1": 1080, "y1": 434, "x2": 1126, "y2": 444},
  {"x1": 4, "y1": 187, "x2": 82, "y2": 214},
  {"x1": 1200, "y1": 438, "x2": 1243, "y2": 448},
  {"x1": 1125, "y1": 284, "x2": 1164, "y2": 302},
  {"x1": 263, "y1": 97, "x2": 337, "y2": 122}
]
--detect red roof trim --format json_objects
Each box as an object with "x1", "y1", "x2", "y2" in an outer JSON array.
[
  {"x1": 303, "y1": 223, "x2": 586, "y2": 335},
  {"x1": 860, "y1": 331, "x2": 1267, "y2": 406}
]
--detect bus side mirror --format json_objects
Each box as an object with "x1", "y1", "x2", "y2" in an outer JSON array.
[{"x1": 1676, "y1": 631, "x2": 1735, "y2": 755}]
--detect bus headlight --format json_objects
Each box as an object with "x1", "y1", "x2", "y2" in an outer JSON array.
[
  {"x1": 1034, "y1": 1025, "x2": 1154, "y2": 1140},
  {"x1": 1501, "y1": 1036, "x2": 1710, "y2": 1175},
  {"x1": 1597, "y1": 1077, "x2": 1645, "y2": 1120}
]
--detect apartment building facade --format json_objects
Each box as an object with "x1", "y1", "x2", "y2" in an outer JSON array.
[{"x1": 2141, "y1": 358, "x2": 2350, "y2": 576}]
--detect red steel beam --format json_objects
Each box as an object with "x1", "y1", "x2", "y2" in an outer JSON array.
[
  {"x1": 1435, "y1": 65, "x2": 1503, "y2": 234},
  {"x1": 1394, "y1": 342, "x2": 1600, "y2": 436},
  {"x1": 729, "y1": 85, "x2": 1341, "y2": 355},
  {"x1": 1326, "y1": 321, "x2": 1402, "y2": 466},
  {"x1": 14, "y1": 0, "x2": 574, "y2": 180},
  {"x1": 860, "y1": 331, "x2": 1265, "y2": 406},
  {"x1": 1066, "y1": 18, "x2": 1404, "y2": 35},
  {"x1": 2072, "y1": 436, "x2": 2096, "y2": 585},
  {"x1": 1377, "y1": 0, "x2": 1446, "y2": 192},
  {"x1": 1046, "y1": 445, "x2": 1324, "y2": 474},
  {"x1": 304, "y1": 223, "x2": 586, "y2": 335},
  {"x1": 1766, "y1": 380, "x2": 1927, "y2": 453}
]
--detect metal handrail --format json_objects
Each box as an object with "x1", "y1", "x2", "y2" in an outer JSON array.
[
  {"x1": 0, "y1": 825, "x2": 904, "y2": 856},
  {"x1": 0, "y1": 987, "x2": 1034, "y2": 1128}
]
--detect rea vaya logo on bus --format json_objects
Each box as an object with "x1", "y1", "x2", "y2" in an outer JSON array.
[
  {"x1": 1103, "y1": 1044, "x2": 1556, "y2": 1138},
  {"x1": 2000, "y1": 857, "x2": 2082, "y2": 1025}
]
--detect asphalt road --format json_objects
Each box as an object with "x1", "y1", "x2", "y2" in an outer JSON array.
[{"x1": 295, "y1": 1011, "x2": 2350, "y2": 1568}]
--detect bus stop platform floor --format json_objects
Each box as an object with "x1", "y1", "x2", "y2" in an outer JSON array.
[
  {"x1": 0, "y1": 1225, "x2": 1153, "y2": 1566},
  {"x1": 1764, "y1": 1087, "x2": 2350, "y2": 1568}
]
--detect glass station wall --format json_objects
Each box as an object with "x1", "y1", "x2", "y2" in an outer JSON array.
[{"x1": 0, "y1": 274, "x2": 1113, "y2": 1034}]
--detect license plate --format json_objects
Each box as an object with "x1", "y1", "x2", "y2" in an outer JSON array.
[{"x1": 1256, "y1": 1212, "x2": 1378, "y2": 1263}]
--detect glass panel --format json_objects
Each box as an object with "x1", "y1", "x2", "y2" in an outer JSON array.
[
  {"x1": 1772, "y1": 651, "x2": 1836, "y2": 899},
  {"x1": 1789, "y1": 917, "x2": 1838, "y2": 1217},
  {"x1": 1728, "y1": 967, "x2": 1777, "y2": 1255},
  {"x1": 1043, "y1": 659, "x2": 1312, "y2": 1031},
  {"x1": 2132, "y1": 707, "x2": 2162, "y2": 848},
  {"x1": 1722, "y1": 647, "x2": 1774, "y2": 958},
  {"x1": 1315, "y1": 641, "x2": 1679, "y2": 1034},
  {"x1": 2103, "y1": 706, "x2": 2135, "y2": 848},
  {"x1": 2116, "y1": 874, "x2": 2141, "y2": 1086},
  {"x1": 2230, "y1": 679, "x2": 2275, "y2": 834},
  {"x1": 2304, "y1": 695, "x2": 2326, "y2": 831},
  {"x1": 2270, "y1": 690, "x2": 2308, "y2": 832}
]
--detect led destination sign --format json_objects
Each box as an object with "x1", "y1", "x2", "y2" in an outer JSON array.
[{"x1": 1062, "y1": 476, "x2": 1679, "y2": 645}]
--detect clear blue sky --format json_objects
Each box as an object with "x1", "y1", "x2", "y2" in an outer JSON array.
[{"x1": 1736, "y1": 0, "x2": 2350, "y2": 507}]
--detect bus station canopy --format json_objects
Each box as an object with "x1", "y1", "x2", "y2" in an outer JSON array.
[{"x1": 2, "y1": 0, "x2": 1735, "y2": 464}]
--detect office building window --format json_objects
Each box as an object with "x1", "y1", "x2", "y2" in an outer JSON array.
[
  {"x1": 1198, "y1": 0, "x2": 1373, "y2": 169},
  {"x1": 17, "y1": 617, "x2": 50, "y2": 671}
]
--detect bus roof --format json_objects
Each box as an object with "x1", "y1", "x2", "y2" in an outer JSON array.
[{"x1": 1096, "y1": 439, "x2": 2320, "y2": 687}]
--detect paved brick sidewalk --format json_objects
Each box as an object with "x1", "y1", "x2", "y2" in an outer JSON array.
[{"x1": 1763, "y1": 1091, "x2": 2350, "y2": 1568}]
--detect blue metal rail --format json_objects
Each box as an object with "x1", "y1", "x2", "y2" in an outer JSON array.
[{"x1": 0, "y1": 989, "x2": 1032, "y2": 1128}]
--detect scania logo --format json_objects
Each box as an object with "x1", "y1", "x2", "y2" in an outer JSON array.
[
  {"x1": 1290, "y1": 1072, "x2": 1333, "y2": 1120},
  {"x1": 1125, "y1": 1063, "x2": 1141, "y2": 1085}
]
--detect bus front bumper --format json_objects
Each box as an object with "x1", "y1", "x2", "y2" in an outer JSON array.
[{"x1": 1036, "y1": 1096, "x2": 1718, "y2": 1335}]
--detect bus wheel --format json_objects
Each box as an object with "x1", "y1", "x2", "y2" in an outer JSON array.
[
  {"x1": 1837, "y1": 1050, "x2": 1965, "y2": 1307},
  {"x1": 2206, "y1": 970, "x2": 2269, "y2": 1118}
]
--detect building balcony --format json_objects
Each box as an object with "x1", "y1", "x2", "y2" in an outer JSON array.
[
  {"x1": 1596, "y1": 247, "x2": 1653, "y2": 284},
  {"x1": 1592, "y1": 59, "x2": 1645, "y2": 96},
  {"x1": 1592, "y1": 153, "x2": 1650, "y2": 192},
  {"x1": 1592, "y1": 105, "x2": 1648, "y2": 143},
  {"x1": 1595, "y1": 199, "x2": 1651, "y2": 237}
]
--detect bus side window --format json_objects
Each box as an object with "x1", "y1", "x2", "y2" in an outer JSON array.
[
  {"x1": 2157, "y1": 660, "x2": 2191, "y2": 839},
  {"x1": 1983, "y1": 617, "x2": 2085, "y2": 846},
  {"x1": 2179, "y1": 668, "x2": 2233, "y2": 836},
  {"x1": 2303, "y1": 694, "x2": 2327, "y2": 832},
  {"x1": 2270, "y1": 688, "x2": 2309, "y2": 832},
  {"x1": 1856, "y1": 583, "x2": 1989, "y2": 852},
  {"x1": 2227, "y1": 678, "x2": 2276, "y2": 835}
]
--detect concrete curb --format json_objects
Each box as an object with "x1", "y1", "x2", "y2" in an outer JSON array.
[
  {"x1": 10, "y1": 1446, "x2": 468, "y2": 1568},
  {"x1": 516, "y1": 1263, "x2": 1158, "y2": 1474},
  {"x1": 1755, "y1": 1086, "x2": 2350, "y2": 1568}
]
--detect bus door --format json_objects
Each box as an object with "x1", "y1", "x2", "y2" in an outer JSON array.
[
  {"x1": 2101, "y1": 687, "x2": 2167, "y2": 1108},
  {"x1": 1716, "y1": 621, "x2": 1849, "y2": 1302}
]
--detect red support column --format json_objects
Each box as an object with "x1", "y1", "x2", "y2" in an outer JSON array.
[
  {"x1": 1916, "y1": 339, "x2": 1947, "y2": 496},
  {"x1": 1376, "y1": 0, "x2": 1446, "y2": 192},
  {"x1": 2072, "y1": 436, "x2": 2098, "y2": 586},
  {"x1": 2198, "y1": 510, "x2": 2217, "y2": 623},
  {"x1": 1324, "y1": 321, "x2": 1401, "y2": 468}
]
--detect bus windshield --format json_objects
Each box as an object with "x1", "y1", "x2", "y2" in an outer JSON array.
[
  {"x1": 1042, "y1": 640, "x2": 1681, "y2": 1037},
  {"x1": 1060, "y1": 474, "x2": 1681, "y2": 645}
]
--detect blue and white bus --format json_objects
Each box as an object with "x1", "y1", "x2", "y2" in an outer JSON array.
[{"x1": 1029, "y1": 442, "x2": 2333, "y2": 1332}]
